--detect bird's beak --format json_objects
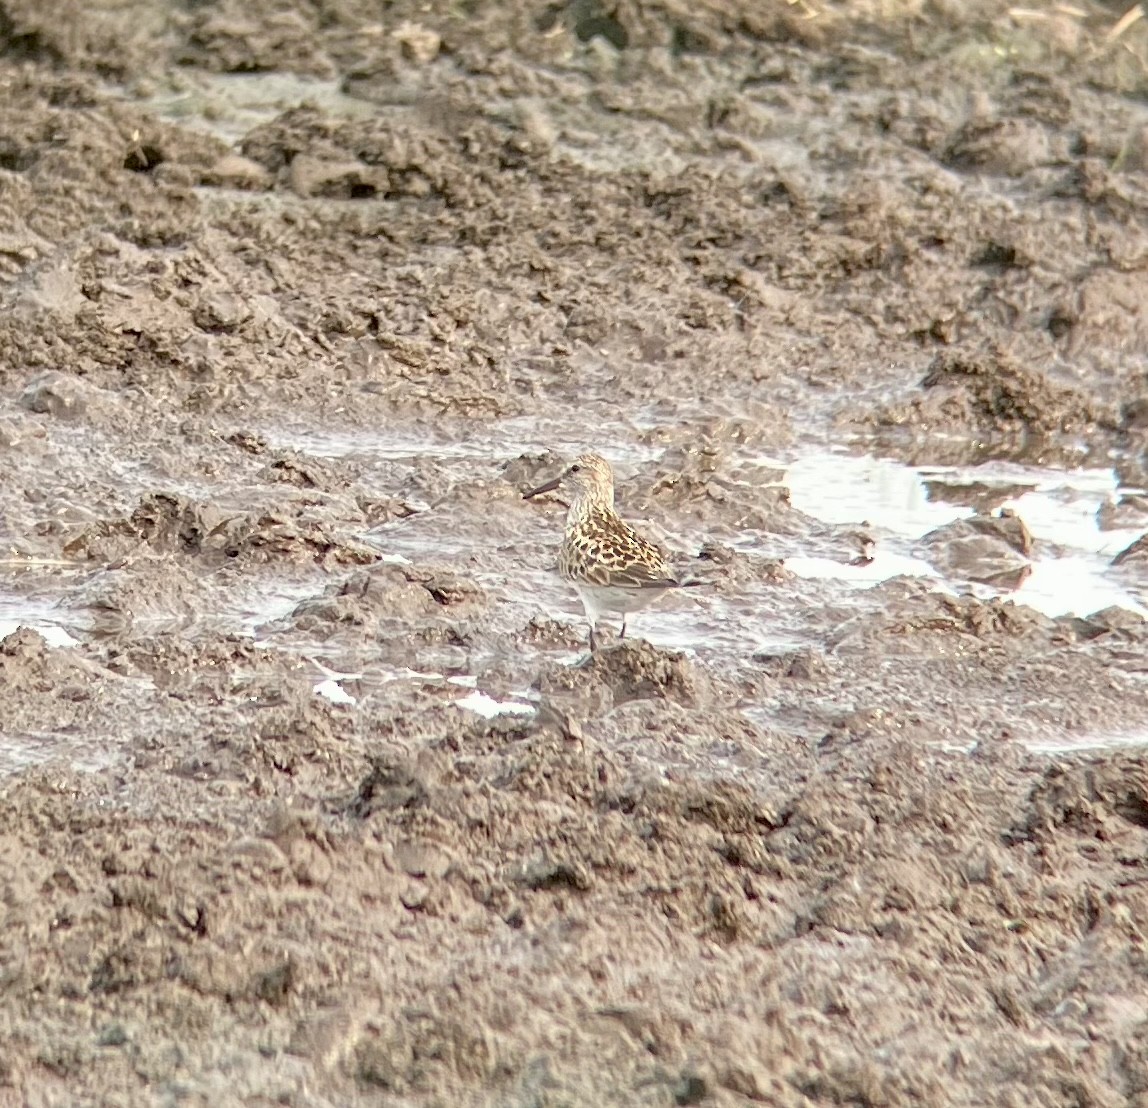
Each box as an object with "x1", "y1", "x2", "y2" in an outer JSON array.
[{"x1": 523, "y1": 475, "x2": 562, "y2": 500}]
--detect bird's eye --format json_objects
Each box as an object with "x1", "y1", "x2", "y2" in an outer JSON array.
[{"x1": 570, "y1": 464, "x2": 581, "y2": 473}]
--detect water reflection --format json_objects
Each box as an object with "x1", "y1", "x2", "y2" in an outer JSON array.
[{"x1": 784, "y1": 453, "x2": 1146, "y2": 619}]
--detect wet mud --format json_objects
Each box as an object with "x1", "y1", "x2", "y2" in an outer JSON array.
[{"x1": 3, "y1": 0, "x2": 1148, "y2": 1104}]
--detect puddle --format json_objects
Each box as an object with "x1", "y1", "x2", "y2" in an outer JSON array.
[
  {"x1": 304, "y1": 653, "x2": 535, "y2": 717},
  {"x1": 783, "y1": 551, "x2": 940, "y2": 584},
  {"x1": 262, "y1": 423, "x2": 1143, "y2": 624},
  {"x1": 1008, "y1": 556, "x2": 1141, "y2": 621},
  {"x1": 314, "y1": 678, "x2": 356, "y2": 706},
  {"x1": 785, "y1": 453, "x2": 1146, "y2": 619},
  {"x1": 262, "y1": 422, "x2": 1148, "y2": 647},
  {"x1": 787, "y1": 454, "x2": 972, "y2": 536},
  {"x1": 0, "y1": 596, "x2": 81, "y2": 649},
  {"x1": 455, "y1": 691, "x2": 536, "y2": 719},
  {"x1": 8, "y1": 406, "x2": 1148, "y2": 766},
  {"x1": 1025, "y1": 728, "x2": 1148, "y2": 755}
]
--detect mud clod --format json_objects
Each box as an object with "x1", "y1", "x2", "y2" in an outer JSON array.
[
  {"x1": 538, "y1": 639, "x2": 715, "y2": 710},
  {"x1": 920, "y1": 511, "x2": 1035, "y2": 587}
]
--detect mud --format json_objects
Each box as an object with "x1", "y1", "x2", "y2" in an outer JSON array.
[{"x1": 3, "y1": 0, "x2": 1148, "y2": 1104}]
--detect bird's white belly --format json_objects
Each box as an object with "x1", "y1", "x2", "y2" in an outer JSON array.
[{"x1": 574, "y1": 584, "x2": 669, "y2": 621}]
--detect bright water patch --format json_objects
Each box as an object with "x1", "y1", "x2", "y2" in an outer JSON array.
[
  {"x1": 0, "y1": 596, "x2": 80, "y2": 648},
  {"x1": 785, "y1": 453, "x2": 1146, "y2": 619},
  {"x1": 304, "y1": 654, "x2": 536, "y2": 718},
  {"x1": 1025, "y1": 728, "x2": 1148, "y2": 755},
  {"x1": 787, "y1": 454, "x2": 972, "y2": 536},
  {"x1": 999, "y1": 477, "x2": 1140, "y2": 554},
  {"x1": 314, "y1": 678, "x2": 356, "y2": 706},
  {"x1": 308, "y1": 678, "x2": 537, "y2": 719},
  {"x1": 784, "y1": 551, "x2": 939, "y2": 584},
  {"x1": 455, "y1": 691, "x2": 536, "y2": 719},
  {"x1": 1010, "y1": 556, "x2": 1142, "y2": 620},
  {"x1": 632, "y1": 594, "x2": 798, "y2": 658}
]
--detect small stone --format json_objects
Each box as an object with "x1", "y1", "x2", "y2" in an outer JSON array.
[
  {"x1": 1097, "y1": 494, "x2": 1148, "y2": 530},
  {"x1": 976, "y1": 509, "x2": 1033, "y2": 556},
  {"x1": 288, "y1": 839, "x2": 333, "y2": 887},
  {"x1": 674, "y1": 1073, "x2": 708, "y2": 1106},
  {"x1": 228, "y1": 837, "x2": 289, "y2": 872},
  {"x1": 96, "y1": 1024, "x2": 129, "y2": 1047},
  {"x1": 392, "y1": 21, "x2": 440, "y2": 63},
  {"x1": 919, "y1": 512, "x2": 1033, "y2": 586},
  {"x1": 192, "y1": 291, "x2": 250, "y2": 332},
  {"x1": 785, "y1": 648, "x2": 826, "y2": 680}
]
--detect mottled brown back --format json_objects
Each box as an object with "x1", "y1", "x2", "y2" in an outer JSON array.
[{"x1": 560, "y1": 506, "x2": 677, "y2": 589}]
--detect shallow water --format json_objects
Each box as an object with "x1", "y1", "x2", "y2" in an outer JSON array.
[
  {"x1": 786, "y1": 452, "x2": 1146, "y2": 619},
  {"x1": 256, "y1": 424, "x2": 1148, "y2": 658},
  {"x1": 4, "y1": 411, "x2": 1147, "y2": 759},
  {"x1": 262, "y1": 429, "x2": 1145, "y2": 754},
  {"x1": 1024, "y1": 731, "x2": 1148, "y2": 755},
  {"x1": 0, "y1": 594, "x2": 80, "y2": 648}
]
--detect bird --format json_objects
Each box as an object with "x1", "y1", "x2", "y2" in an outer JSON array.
[{"x1": 523, "y1": 453, "x2": 683, "y2": 651}]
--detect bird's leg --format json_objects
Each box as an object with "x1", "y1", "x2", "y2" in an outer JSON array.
[
  {"x1": 619, "y1": 616, "x2": 627, "y2": 640},
  {"x1": 589, "y1": 623, "x2": 598, "y2": 652}
]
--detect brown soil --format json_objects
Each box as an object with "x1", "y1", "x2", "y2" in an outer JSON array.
[{"x1": 3, "y1": 1, "x2": 1148, "y2": 1104}]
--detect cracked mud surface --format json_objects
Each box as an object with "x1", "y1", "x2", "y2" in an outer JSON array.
[{"x1": 3, "y1": 1, "x2": 1148, "y2": 1104}]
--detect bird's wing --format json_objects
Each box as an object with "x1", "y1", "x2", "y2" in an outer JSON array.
[
  {"x1": 577, "y1": 511, "x2": 678, "y2": 589},
  {"x1": 607, "y1": 564, "x2": 680, "y2": 589}
]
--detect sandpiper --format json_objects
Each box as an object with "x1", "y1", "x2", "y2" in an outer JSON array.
[{"x1": 523, "y1": 453, "x2": 682, "y2": 651}]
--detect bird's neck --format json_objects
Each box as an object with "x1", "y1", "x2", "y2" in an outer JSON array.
[{"x1": 566, "y1": 487, "x2": 614, "y2": 528}]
